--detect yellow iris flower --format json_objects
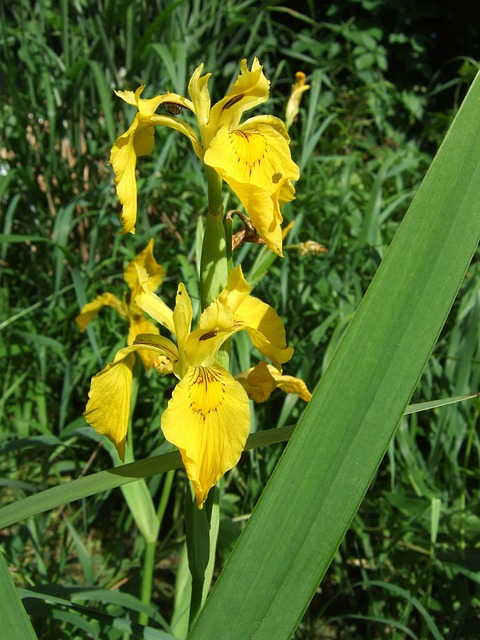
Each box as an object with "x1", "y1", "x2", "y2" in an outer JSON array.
[
  {"x1": 76, "y1": 239, "x2": 165, "y2": 368},
  {"x1": 84, "y1": 264, "x2": 309, "y2": 507},
  {"x1": 110, "y1": 58, "x2": 300, "y2": 255}
]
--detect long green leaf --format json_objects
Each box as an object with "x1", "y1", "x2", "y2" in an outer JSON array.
[
  {"x1": 0, "y1": 551, "x2": 37, "y2": 640},
  {"x1": 188, "y1": 73, "x2": 480, "y2": 638},
  {"x1": 0, "y1": 430, "x2": 290, "y2": 529},
  {"x1": 0, "y1": 393, "x2": 475, "y2": 530},
  {"x1": 0, "y1": 451, "x2": 181, "y2": 529}
]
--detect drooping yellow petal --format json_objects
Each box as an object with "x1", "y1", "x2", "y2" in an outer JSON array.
[
  {"x1": 236, "y1": 361, "x2": 311, "y2": 403},
  {"x1": 161, "y1": 364, "x2": 251, "y2": 508},
  {"x1": 223, "y1": 176, "x2": 285, "y2": 255},
  {"x1": 266, "y1": 364, "x2": 312, "y2": 402},
  {"x1": 84, "y1": 336, "x2": 181, "y2": 459},
  {"x1": 203, "y1": 121, "x2": 299, "y2": 255},
  {"x1": 84, "y1": 347, "x2": 137, "y2": 461},
  {"x1": 236, "y1": 361, "x2": 277, "y2": 403},
  {"x1": 76, "y1": 293, "x2": 127, "y2": 332},
  {"x1": 111, "y1": 86, "x2": 202, "y2": 234},
  {"x1": 109, "y1": 115, "x2": 153, "y2": 234},
  {"x1": 235, "y1": 295, "x2": 294, "y2": 369}
]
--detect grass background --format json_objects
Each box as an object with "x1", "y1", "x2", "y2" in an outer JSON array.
[{"x1": 1, "y1": 0, "x2": 479, "y2": 637}]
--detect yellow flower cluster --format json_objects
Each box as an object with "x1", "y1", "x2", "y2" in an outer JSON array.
[
  {"x1": 110, "y1": 58, "x2": 299, "y2": 256},
  {"x1": 81, "y1": 60, "x2": 311, "y2": 508}
]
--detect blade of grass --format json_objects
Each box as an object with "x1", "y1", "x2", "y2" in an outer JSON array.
[
  {"x1": 0, "y1": 551, "x2": 37, "y2": 640},
  {"x1": 0, "y1": 392, "x2": 475, "y2": 529},
  {"x1": 188, "y1": 72, "x2": 480, "y2": 639}
]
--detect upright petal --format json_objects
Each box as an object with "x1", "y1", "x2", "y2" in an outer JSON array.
[
  {"x1": 161, "y1": 364, "x2": 251, "y2": 508},
  {"x1": 188, "y1": 64, "x2": 212, "y2": 139},
  {"x1": 285, "y1": 71, "x2": 310, "y2": 130},
  {"x1": 185, "y1": 308, "x2": 235, "y2": 367},
  {"x1": 235, "y1": 295, "x2": 294, "y2": 369},
  {"x1": 208, "y1": 58, "x2": 270, "y2": 134},
  {"x1": 135, "y1": 264, "x2": 175, "y2": 335},
  {"x1": 172, "y1": 283, "x2": 193, "y2": 372},
  {"x1": 216, "y1": 265, "x2": 251, "y2": 311},
  {"x1": 185, "y1": 267, "x2": 251, "y2": 365},
  {"x1": 124, "y1": 238, "x2": 166, "y2": 298}
]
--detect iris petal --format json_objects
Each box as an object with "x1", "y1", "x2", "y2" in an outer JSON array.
[
  {"x1": 76, "y1": 293, "x2": 127, "y2": 331},
  {"x1": 84, "y1": 347, "x2": 137, "y2": 461},
  {"x1": 237, "y1": 361, "x2": 312, "y2": 403},
  {"x1": 161, "y1": 364, "x2": 250, "y2": 508},
  {"x1": 124, "y1": 238, "x2": 165, "y2": 296}
]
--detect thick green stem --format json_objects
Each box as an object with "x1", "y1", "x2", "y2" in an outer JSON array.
[
  {"x1": 138, "y1": 540, "x2": 156, "y2": 625},
  {"x1": 138, "y1": 471, "x2": 175, "y2": 626},
  {"x1": 200, "y1": 168, "x2": 228, "y2": 310},
  {"x1": 206, "y1": 166, "x2": 223, "y2": 215},
  {"x1": 186, "y1": 487, "x2": 220, "y2": 631}
]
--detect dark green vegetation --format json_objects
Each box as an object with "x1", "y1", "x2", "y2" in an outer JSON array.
[{"x1": 1, "y1": 1, "x2": 479, "y2": 638}]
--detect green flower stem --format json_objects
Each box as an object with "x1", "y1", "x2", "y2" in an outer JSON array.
[
  {"x1": 206, "y1": 166, "x2": 223, "y2": 215},
  {"x1": 138, "y1": 470, "x2": 175, "y2": 626},
  {"x1": 139, "y1": 540, "x2": 156, "y2": 625},
  {"x1": 186, "y1": 487, "x2": 220, "y2": 631},
  {"x1": 156, "y1": 469, "x2": 175, "y2": 526},
  {"x1": 200, "y1": 168, "x2": 228, "y2": 310}
]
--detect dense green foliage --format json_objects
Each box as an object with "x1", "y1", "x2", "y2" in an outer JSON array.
[{"x1": 1, "y1": 1, "x2": 479, "y2": 638}]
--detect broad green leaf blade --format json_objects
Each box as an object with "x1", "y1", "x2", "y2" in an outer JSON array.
[
  {"x1": 0, "y1": 452, "x2": 181, "y2": 529},
  {"x1": 189, "y1": 74, "x2": 480, "y2": 639},
  {"x1": 0, "y1": 392, "x2": 474, "y2": 530},
  {"x1": 0, "y1": 429, "x2": 291, "y2": 528},
  {"x1": 0, "y1": 552, "x2": 37, "y2": 640}
]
